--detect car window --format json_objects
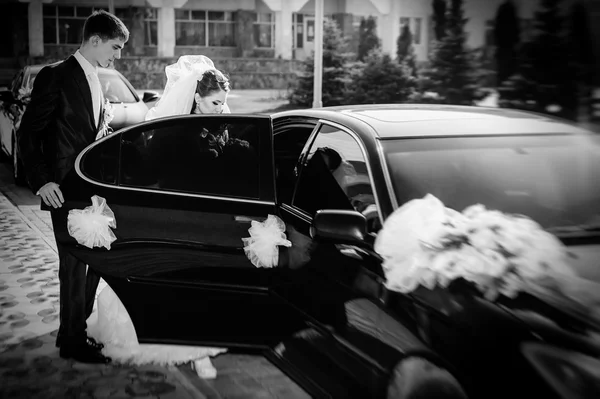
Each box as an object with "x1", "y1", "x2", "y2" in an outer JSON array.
[
  {"x1": 119, "y1": 117, "x2": 261, "y2": 199},
  {"x1": 79, "y1": 132, "x2": 120, "y2": 185},
  {"x1": 98, "y1": 72, "x2": 137, "y2": 104},
  {"x1": 383, "y1": 134, "x2": 600, "y2": 230},
  {"x1": 273, "y1": 124, "x2": 316, "y2": 204},
  {"x1": 293, "y1": 124, "x2": 378, "y2": 229}
]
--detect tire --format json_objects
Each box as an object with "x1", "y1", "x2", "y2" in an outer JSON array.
[
  {"x1": 12, "y1": 130, "x2": 26, "y2": 186},
  {"x1": 387, "y1": 357, "x2": 468, "y2": 399}
]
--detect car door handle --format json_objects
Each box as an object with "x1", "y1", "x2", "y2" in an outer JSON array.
[{"x1": 234, "y1": 215, "x2": 258, "y2": 223}]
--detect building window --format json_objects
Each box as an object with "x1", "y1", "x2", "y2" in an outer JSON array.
[
  {"x1": 176, "y1": 9, "x2": 206, "y2": 46},
  {"x1": 176, "y1": 10, "x2": 236, "y2": 47},
  {"x1": 413, "y1": 18, "x2": 422, "y2": 44},
  {"x1": 399, "y1": 17, "x2": 423, "y2": 45},
  {"x1": 208, "y1": 11, "x2": 236, "y2": 46},
  {"x1": 43, "y1": 5, "x2": 103, "y2": 44},
  {"x1": 114, "y1": 7, "x2": 158, "y2": 47},
  {"x1": 144, "y1": 8, "x2": 158, "y2": 46},
  {"x1": 293, "y1": 13, "x2": 304, "y2": 49},
  {"x1": 254, "y1": 13, "x2": 274, "y2": 48}
]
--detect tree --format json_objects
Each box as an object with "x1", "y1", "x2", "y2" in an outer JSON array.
[
  {"x1": 432, "y1": 0, "x2": 447, "y2": 41},
  {"x1": 289, "y1": 18, "x2": 354, "y2": 107},
  {"x1": 416, "y1": 0, "x2": 485, "y2": 105},
  {"x1": 494, "y1": 1, "x2": 520, "y2": 86},
  {"x1": 357, "y1": 16, "x2": 380, "y2": 61},
  {"x1": 396, "y1": 24, "x2": 418, "y2": 76},
  {"x1": 499, "y1": 0, "x2": 578, "y2": 120},
  {"x1": 568, "y1": 1, "x2": 595, "y2": 89},
  {"x1": 347, "y1": 50, "x2": 417, "y2": 104}
]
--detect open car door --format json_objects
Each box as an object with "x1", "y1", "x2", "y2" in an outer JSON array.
[{"x1": 54, "y1": 115, "x2": 304, "y2": 348}]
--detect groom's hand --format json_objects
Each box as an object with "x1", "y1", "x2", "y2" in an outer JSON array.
[{"x1": 38, "y1": 182, "x2": 64, "y2": 208}]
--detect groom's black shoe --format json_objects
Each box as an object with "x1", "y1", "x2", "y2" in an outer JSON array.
[
  {"x1": 86, "y1": 336, "x2": 104, "y2": 350},
  {"x1": 60, "y1": 341, "x2": 111, "y2": 364},
  {"x1": 56, "y1": 335, "x2": 104, "y2": 350}
]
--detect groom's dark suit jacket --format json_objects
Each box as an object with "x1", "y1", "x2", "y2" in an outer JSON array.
[{"x1": 19, "y1": 55, "x2": 99, "y2": 197}]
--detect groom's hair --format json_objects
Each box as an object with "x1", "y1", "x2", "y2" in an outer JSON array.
[{"x1": 83, "y1": 10, "x2": 129, "y2": 42}]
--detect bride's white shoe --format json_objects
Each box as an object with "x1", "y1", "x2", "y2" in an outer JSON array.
[{"x1": 193, "y1": 357, "x2": 217, "y2": 379}]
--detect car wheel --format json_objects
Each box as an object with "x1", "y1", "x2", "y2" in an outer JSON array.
[
  {"x1": 387, "y1": 357, "x2": 468, "y2": 399},
  {"x1": 12, "y1": 130, "x2": 26, "y2": 186}
]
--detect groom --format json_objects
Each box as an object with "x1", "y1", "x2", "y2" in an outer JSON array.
[{"x1": 18, "y1": 10, "x2": 129, "y2": 363}]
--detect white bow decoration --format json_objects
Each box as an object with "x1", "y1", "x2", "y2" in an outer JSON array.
[
  {"x1": 67, "y1": 195, "x2": 117, "y2": 250},
  {"x1": 242, "y1": 215, "x2": 292, "y2": 268}
]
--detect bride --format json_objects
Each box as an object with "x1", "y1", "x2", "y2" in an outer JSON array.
[
  {"x1": 86, "y1": 55, "x2": 231, "y2": 378},
  {"x1": 145, "y1": 54, "x2": 231, "y2": 120}
]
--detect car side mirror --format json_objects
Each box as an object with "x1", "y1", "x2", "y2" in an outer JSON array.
[
  {"x1": 142, "y1": 91, "x2": 159, "y2": 103},
  {"x1": 310, "y1": 209, "x2": 371, "y2": 247}
]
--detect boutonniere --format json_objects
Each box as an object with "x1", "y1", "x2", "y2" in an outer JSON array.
[
  {"x1": 103, "y1": 99, "x2": 115, "y2": 125},
  {"x1": 17, "y1": 85, "x2": 33, "y2": 105},
  {"x1": 96, "y1": 99, "x2": 115, "y2": 140}
]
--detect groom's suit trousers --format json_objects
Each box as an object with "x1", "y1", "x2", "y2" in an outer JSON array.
[{"x1": 52, "y1": 210, "x2": 100, "y2": 343}]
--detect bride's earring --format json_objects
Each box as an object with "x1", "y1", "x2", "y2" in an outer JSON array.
[{"x1": 194, "y1": 93, "x2": 202, "y2": 114}]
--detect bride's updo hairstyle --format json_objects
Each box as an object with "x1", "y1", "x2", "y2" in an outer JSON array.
[{"x1": 196, "y1": 69, "x2": 231, "y2": 98}]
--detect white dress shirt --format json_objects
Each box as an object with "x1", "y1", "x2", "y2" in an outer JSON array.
[{"x1": 74, "y1": 50, "x2": 102, "y2": 127}]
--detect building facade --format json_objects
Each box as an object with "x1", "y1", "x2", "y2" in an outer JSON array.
[
  {"x1": 9, "y1": 0, "x2": 596, "y2": 62},
  {"x1": 1, "y1": 0, "x2": 598, "y2": 90}
]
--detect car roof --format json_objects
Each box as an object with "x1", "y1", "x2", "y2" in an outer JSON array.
[{"x1": 273, "y1": 104, "x2": 591, "y2": 138}]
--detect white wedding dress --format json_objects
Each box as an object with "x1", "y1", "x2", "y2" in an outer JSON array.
[
  {"x1": 86, "y1": 285, "x2": 226, "y2": 376},
  {"x1": 86, "y1": 55, "x2": 232, "y2": 377}
]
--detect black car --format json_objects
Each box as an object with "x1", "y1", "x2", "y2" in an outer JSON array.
[{"x1": 53, "y1": 105, "x2": 600, "y2": 399}]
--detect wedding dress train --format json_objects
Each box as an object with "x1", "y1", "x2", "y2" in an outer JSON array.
[{"x1": 86, "y1": 285, "x2": 226, "y2": 377}]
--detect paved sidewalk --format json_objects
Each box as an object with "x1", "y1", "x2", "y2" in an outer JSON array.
[
  {"x1": 0, "y1": 177, "x2": 310, "y2": 398},
  {"x1": 0, "y1": 193, "x2": 207, "y2": 399}
]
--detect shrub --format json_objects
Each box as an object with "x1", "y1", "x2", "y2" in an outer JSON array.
[
  {"x1": 289, "y1": 18, "x2": 354, "y2": 107},
  {"x1": 347, "y1": 49, "x2": 417, "y2": 105}
]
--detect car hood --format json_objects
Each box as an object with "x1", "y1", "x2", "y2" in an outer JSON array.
[
  {"x1": 567, "y1": 244, "x2": 600, "y2": 283},
  {"x1": 405, "y1": 241, "x2": 600, "y2": 354},
  {"x1": 504, "y1": 242, "x2": 600, "y2": 355}
]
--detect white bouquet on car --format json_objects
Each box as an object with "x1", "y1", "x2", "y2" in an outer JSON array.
[
  {"x1": 17, "y1": 85, "x2": 33, "y2": 105},
  {"x1": 374, "y1": 195, "x2": 600, "y2": 316}
]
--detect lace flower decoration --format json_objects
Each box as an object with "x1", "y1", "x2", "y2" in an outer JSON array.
[
  {"x1": 67, "y1": 195, "x2": 117, "y2": 250},
  {"x1": 242, "y1": 215, "x2": 292, "y2": 268},
  {"x1": 375, "y1": 194, "x2": 577, "y2": 301}
]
